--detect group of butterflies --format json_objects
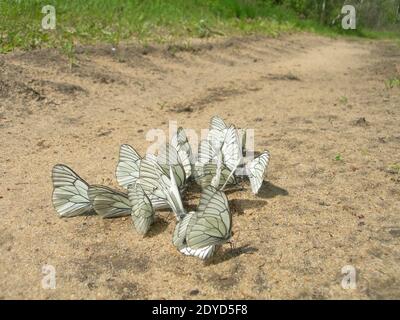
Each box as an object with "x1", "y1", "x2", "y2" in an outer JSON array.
[{"x1": 51, "y1": 116, "x2": 270, "y2": 260}]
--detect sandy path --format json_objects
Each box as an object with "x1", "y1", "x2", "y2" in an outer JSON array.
[{"x1": 0, "y1": 33, "x2": 399, "y2": 299}]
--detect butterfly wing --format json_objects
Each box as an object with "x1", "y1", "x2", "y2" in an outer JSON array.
[
  {"x1": 197, "y1": 139, "x2": 218, "y2": 165},
  {"x1": 238, "y1": 128, "x2": 247, "y2": 157},
  {"x1": 172, "y1": 212, "x2": 193, "y2": 249},
  {"x1": 139, "y1": 158, "x2": 185, "y2": 217},
  {"x1": 158, "y1": 166, "x2": 186, "y2": 219},
  {"x1": 128, "y1": 184, "x2": 155, "y2": 235},
  {"x1": 157, "y1": 143, "x2": 186, "y2": 188},
  {"x1": 186, "y1": 186, "x2": 232, "y2": 249},
  {"x1": 171, "y1": 127, "x2": 193, "y2": 179},
  {"x1": 207, "y1": 116, "x2": 229, "y2": 151},
  {"x1": 88, "y1": 185, "x2": 131, "y2": 218},
  {"x1": 246, "y1": 151, "x2": 270, "y2": 194},
  {"x1": 173, "y1": 212, "x2": 216, "y2": 260},
  {"x1": 137, "y1": 158, "x2": 166, "y2": 198},
  {"x1": 209, "y1": 116, "x2": 228, "y2": 131},
  {"x1": 51, "y1": 164, "x2": 92, "y2": 217},
  {"x1": 149, "y1": 195, "x2": 170, "y2": 210},
  {"x1": 179, "y1": 245, "x2": 216, "y2": 260},
  {"x1": 221, "y1": 126, "x2": 242, "y2": 171},
  {"x1": 193, "y1": 163, "x2": 237, "y2": 189},
  {"x1": 116, "y1": 144, "x2": 141, "y2": 188}
]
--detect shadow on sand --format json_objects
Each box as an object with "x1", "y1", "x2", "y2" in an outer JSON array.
[
  {"x1": 256, "y1": 181, "x2": 288, "y2": 199},
  {"x1": 205, "y1": 244, "x2": 258, "y2": 265}
]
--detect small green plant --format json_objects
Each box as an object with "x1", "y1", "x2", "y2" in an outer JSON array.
[
  {"x1": 335, "y1": 154, "x2": 343, "y2": 161},
  {"x1": 60, "y1": 38, "x2": 76, "y2": 70},
  {"x1": 339, "y1": 96, "x2": 348, "y2": 104},
  {"x1": 386, "y1": 77, "x2": 400, "y2": 89},
  {"x1": 387, "y1": 163, "x2": 400, "y2": 174}
]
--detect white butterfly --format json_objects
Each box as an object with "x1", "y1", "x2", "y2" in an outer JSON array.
[
  {"x1": 173, "y1": 211, "x2": 216, "y2": 260},
  {"x1": 245, "y1": 151, "x2": 270, "y2": 194},
  {"x1": 51, "y1": 164, "x2": 92, "y2": 217},
  {"x1": 170, "y1": 127, "x2": 193, "y2": 179},
  {"x1": 205, "y1": 116, "x2": 243, "y2": 172},
  {"x1": 115, "y1": 144, "x2": 140, "y2": 189},
  {"x1": 172, "y1": 185, "x2": 232, "y2": 260},
  {"x1": 220, "y1": 125, "x2": 243, "y2": 171},
  {"x1": 128, "y1": 183, "x2": 155, "y2": 235}
]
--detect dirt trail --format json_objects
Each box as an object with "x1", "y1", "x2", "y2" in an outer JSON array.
[{"x1": 1, "y1": 33, "x2": 399, "y2": 299}]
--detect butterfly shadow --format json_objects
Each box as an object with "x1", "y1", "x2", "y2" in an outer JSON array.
[
  {"x1": 205, "y1": 244, "x2": 258, "y2": 265},
  {"x1": 230, "y1": 199, "x2": 267, "y2": 215},
  {"x1": 256, "y1": 181, "x2": 288, "y2": 199}
]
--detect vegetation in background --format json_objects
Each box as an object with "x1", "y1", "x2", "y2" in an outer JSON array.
[
  {"x1": 0, "y1": 0, "x2": 399, "y2": 53},
  {"x1": 386, "y1": 77, "x2": 400, "y2": 88}
]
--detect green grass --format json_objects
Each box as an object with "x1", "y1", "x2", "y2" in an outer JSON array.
[
  {"x1": 387, "y1": 163, "x2": 400, "y2": 174},
  {"x1": 0, "y1": 0, "x2": 399, "y2": 54},
  {"x1": 386, "y1": 77, "x2": 400, "y2": 89},
  {"x1": 335, "y1": 154, "x2": 343, "y2": 162},
  {"x1": 339, "y1": 96, "x2": 348, "y2": 105},
  {"x1": 0, "y1": 0, "x2": 289, "y2": 53}
]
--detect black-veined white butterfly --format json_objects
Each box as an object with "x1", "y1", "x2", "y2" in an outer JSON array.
[
  {"x1": 116, "y1": 144, "x2": 141, "y2": 189},
  {"x1": 172, "y1": 185, "x2": 232, "y2": 260},
  {"x1": 245, "y1": 151, "x2": 270, "y2": 194},
  {"x1": 173, "y1": 211, "x2": 216, "y2": 259},
  {"x1": 187, "y1": 185, "x2": 232, "y2": 248},
  {"x1": 220, "y1": 125, "x2": 243, "y2": 171},
  {"x1": 51, "y1": 164, "x2": 93, "y2": 217},
  {"x1": 128, "y1": 183, "x2": 155, "y2": 235},
  {"x1": 170, "y1": 127, "x2": 193, "y2": 179}
]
